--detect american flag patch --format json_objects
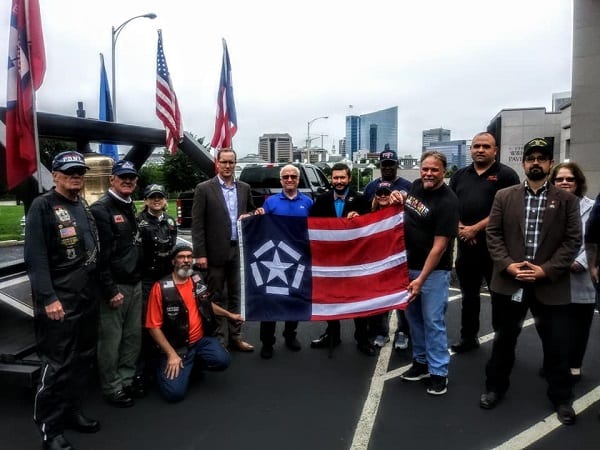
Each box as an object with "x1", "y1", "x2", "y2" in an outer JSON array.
[
  {"x1": 113, "y1": 215, "x2": 124, "y2": 223},
  {"x1": 60, "y1": 226, "x2": 76, "y2": 238}
]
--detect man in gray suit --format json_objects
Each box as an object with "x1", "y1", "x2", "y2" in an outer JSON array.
[
  {"x1": 191, "y1": 148, "x2": 255, "y2": 352},
  {"x1": 479, "y1": 138, "x2": 581, "y2": 425}
]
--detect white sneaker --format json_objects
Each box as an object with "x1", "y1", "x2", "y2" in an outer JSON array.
[
  {"x1": 373, "y1": 335, "x2": 390, "y2": 348},
  {"x1": 394, "y1": 332, "x2": 409, "y2": 350}
]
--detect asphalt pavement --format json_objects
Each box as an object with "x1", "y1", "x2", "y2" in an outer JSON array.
[{"x1": 1, "y1": 238, "x2": 599, "y2": 449}]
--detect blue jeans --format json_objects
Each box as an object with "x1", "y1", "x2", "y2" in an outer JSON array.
[
  {"x1": 405, "y1": 270, "x2": 450, "y2": 376},
  {"x1": 156, "y1": 336, "x2": 231, "y2": 402}
]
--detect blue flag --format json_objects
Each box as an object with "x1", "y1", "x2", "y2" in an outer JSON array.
[{"x1": 99, "y1": 53, "x2": 118, "y2": 161}]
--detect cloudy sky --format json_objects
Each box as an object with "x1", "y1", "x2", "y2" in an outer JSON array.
[{"x1": 1, "y1": 0, "x2": 573, "y2": 157}]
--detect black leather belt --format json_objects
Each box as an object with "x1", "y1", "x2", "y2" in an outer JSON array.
[{"x1": 230, "y1": 240, "x2": 238, "y2": 247}]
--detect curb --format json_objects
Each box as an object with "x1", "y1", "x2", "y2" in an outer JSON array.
[{"x1": 0, "y1": 240, "x2": 24, "y2": 248}]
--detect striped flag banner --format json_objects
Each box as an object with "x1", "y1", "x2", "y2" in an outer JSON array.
[{"x1": 239, "y1": 205, "x2": 409, "y2": 321}]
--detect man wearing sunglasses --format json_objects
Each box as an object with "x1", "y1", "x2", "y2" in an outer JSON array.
[
  {"x1": 481, "y1": 138, "x2": 581, "y2": 426},
  {"x1": 91, "y1": 160, "x2": 143, "y2": 409},
  {"x1": 26, "y1": 151, "x2": 101, "y2": 449},
  {"x1": 254, "y1": 164, "x2": 313, "y2": 359},
  {"x1": 449, "y1": 132, "x2": 519, "y2": 354}
]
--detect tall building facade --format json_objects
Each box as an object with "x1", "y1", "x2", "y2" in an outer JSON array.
[
  {"x1": 422, "y1": 128, "x2": 451, "y2": 150},
  {"x1": 258, "y1": 133, "x2": 293, "y2": 163},
  {"x1": 424, "y1": 140, "x2": 472, "y2": 169},
  {"x1": 345, "y1": 106, "x2": 398, "y2": 161}
]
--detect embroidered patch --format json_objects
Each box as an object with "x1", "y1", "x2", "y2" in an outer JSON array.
[
  {"x1": 60, "y1": 226, "x2": 76, "y2": 238},
  {"x1": 53, "y1": 206, "x2": 71, "y2": 223},
  {"x1": 113, "y1": 215, "x2": 124, "y2": 223}
]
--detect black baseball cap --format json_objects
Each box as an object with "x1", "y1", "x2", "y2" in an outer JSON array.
[
  {"x1": 523, "y1": 138, "x2": 553, "y2": 160},
  {"x1": 144, "y1": 184, "x2": 167, "y2": 198},
  {"x1": 375, "y1": 181, "x2": 393, "y2": 196},
  {"x1": 380, "y1": 150, "x2": 397, "y2": 162}
]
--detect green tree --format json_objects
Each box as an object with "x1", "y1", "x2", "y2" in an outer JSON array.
[
  {"x1": 162, "y1": 149, "x2": 208, "y2": 193},
  {"x1": 137, "y1": 162, "x2": 165, "y2": 199}
]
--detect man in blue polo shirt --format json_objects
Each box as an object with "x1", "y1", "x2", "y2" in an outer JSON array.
[{"x1": 254, "y1": 164, "x2": 313, "y2": 358}]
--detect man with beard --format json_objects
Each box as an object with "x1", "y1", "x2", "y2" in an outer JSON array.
[
  {"x1": 309, "y1": 163, "x2": 375, "y2": 356},
  {"x1": 449, "y1": 133, "x2": 519, "y2": 353},
  {"x1": 480, "y1": 138, "x2": 581, "y2": 426},
  {"x1": 363, "y1": 149, "x2": 413, "y2": 350},
  {"x1": 145, "y1": 244, "x2": 240, "y2": 402},
  {"x1": 399, "y1": 151, "x2": 458, "y2": 395}
]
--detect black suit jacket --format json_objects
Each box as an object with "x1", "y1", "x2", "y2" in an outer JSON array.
[
  {"x1": 309, "y1": 188, "x2": 370, "y2": 218},
  {"x1": 191, "y1": 176, "x2": 255, "y2": 265}
]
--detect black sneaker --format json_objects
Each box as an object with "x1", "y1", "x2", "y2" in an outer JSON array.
[
  {"x1": 260, "y1": 345, "x2": 274, "y2": 359},
  {"x1": 426, "y1": 375, "x2": 448, "y2": 395},
  {"x1": 400, "y1": 361, "x2": 430, "y2": 381}
]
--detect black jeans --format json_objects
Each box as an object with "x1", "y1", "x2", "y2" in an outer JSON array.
[
  {"x1": 485, "y1": 288, "x2": 572, "y2": 405},
  {"x1": 320, "y1": 318, "x2": 369, "y2": 344},
  {"x1": 260, "y1": 321, "x2": 298, "y2": 346}
]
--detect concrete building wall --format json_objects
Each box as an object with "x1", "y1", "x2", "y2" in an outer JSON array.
[
  {"x1": 493, "y1": 108, "x2": 562, "y2": 177},
  {"x1": 570, "y1": 0, "x2": 600, "y2": 197}
]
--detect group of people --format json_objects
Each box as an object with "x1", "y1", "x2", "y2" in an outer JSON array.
[{"x1": 25, "y1": 133, "x2": 600, "y2": 448}]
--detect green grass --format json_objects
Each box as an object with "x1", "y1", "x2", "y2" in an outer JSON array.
[
  {"x1": 0, "y1": 204, "x2": 25, "y2": 241},
  {"x1": 0, "y1": 200, "x2": 178, "y2": 242}
]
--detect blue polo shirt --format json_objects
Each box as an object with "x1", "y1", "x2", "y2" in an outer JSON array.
[{"x1": 262, "y1": 191, "x2": 314, "y2": 217}]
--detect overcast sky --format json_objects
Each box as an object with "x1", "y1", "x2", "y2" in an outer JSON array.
[{"x1": 1, "y1": 0, "x2": 573, "y2": 157}]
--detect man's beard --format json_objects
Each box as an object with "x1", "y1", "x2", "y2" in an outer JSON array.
[
  {"x1": 176, "y1": 266, "x2": 193, "y2": 278},
  {"x1": 527, "y1": 167, "x2": 548, "y2": 181}
]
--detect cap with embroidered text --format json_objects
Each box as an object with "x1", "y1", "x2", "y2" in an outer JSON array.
[
  {"x1": 52, "y1": 151, "x2": 89, "y2": 172},
  {"x1": 379, "y1": 150, "x2": 398, "y2": 162},
  {"x1": 112, "y1": 160, "x2": 138, "y2": 176}
]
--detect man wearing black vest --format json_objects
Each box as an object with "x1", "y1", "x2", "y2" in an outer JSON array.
[
  {"x1": 145, "y1": 244, "x2": 241, "y2": 402},
  {"x1": 26, "y1": 151, "x2": 101, "y2": 450}
]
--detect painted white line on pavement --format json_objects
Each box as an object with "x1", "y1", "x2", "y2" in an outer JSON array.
[
  {"x1": 492, "y1": 385, "x2": 600, "y2": 450},
  {"x1": 351, "y1": 298, "x2": 533, "y2": 449}
]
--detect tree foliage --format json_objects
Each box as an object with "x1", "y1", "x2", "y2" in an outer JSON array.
[{"x1": 162, "y1": 149, "x2": 209, "y2": 193}]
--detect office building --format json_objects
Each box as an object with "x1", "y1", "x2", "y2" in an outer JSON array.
[
  {"x1": 258, "y1": 133, "x2": 293, "y2": 163},
  {"x1": 424, "y1": 140, "x2": 472, "y2": 169},
  {"x1": 552, "y1": 91, "x2": 571, "y2": 112},
  {"x1": 422, "y1": 128, "x2": 451, "y2": 150},
  {"x1": 345, "y1": 106, "x2": 398, "y2": 161}
]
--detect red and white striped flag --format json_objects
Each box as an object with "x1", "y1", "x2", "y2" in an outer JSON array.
[
  {"x1": 5, "y1": 0, "x2": 46, "y2": 189},
  {"x1": 155, "y1": 29, "x2": 182, "y2": 154},
  {"x1": 210, "y1": 38, "x2": 237, "y2": 151}
]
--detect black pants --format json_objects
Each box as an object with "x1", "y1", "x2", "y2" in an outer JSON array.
[
  {"x1": 322, "y1": 318, "x2": 369, "y2": 344},
  {"x1": 455, "y1": 242, "x2": 492, "y2": 341},
  {"x1": 33, "y1": 285, "x2": 98, "y2": 440},
  {"x1": 567, "y1": 303, "x2": 595, "y2": 369},
  {"x1": 260, "y1": 321, "x2": 298, "y2": 346},
  {"x1": 485, "y1": 288, "x2": 572, "y2": 405}
]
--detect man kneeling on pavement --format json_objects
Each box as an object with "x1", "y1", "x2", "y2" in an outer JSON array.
[{"x1": 145, "y1": 244, "x2": 242, "y2": 402}]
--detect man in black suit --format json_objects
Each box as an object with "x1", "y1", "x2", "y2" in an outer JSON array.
[
  {"x1": 191, "y1": 148, "x2": 255, "y2": 352},
  {"x1": 309, "y1": 163, "x2": 375, "y2": 356}
]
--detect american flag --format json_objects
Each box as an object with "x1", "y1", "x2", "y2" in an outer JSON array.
[
  {"x1": 5, "y1": 0, "x2": 46, "y2": 189},
  {"x1": 210, "y1": 38, "x2": 237, "y2": 150},
  {"x1": 239, "y1": 205, "x2": 409, "y2": 321},
  {"x1": 156, "y1": 29, "x2": 182, "y2": 154}
]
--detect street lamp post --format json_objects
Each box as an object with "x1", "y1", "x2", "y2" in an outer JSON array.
[
  {"x1": 306, "y1": 116, "x2": 328, "y2": 163},
  {"x1": 111, "y1": 12, "x2": 157, "y2": 120}
]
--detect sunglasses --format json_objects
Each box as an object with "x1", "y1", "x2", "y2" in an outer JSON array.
[
  {"x1": 375, "y1": 190, "x2": 391, "y2": 197},
  {"x1": 281, "y1": 175, "x2": 298, "y2": 180},
  {"x1": 60, "y1": 168, "x2": 86, "y2": 176},
  {"x1": 524, "y1": 156, "x2": 549, "y2": 163},
  {"x1": 554, "y1": 177, "x2": 575, "y2": 183}
]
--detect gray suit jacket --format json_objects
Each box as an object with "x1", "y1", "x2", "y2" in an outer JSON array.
[
  {"x1": 191, "y1": 176, "x2": 255, "y2": 265},
  {"x1": 486, "y1": 182, "x2": 581, "y2": 304}
]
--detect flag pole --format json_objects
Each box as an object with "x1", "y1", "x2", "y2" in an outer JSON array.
[{"x1": 24, "y1": 0, "x2": 43, "y2": 193}]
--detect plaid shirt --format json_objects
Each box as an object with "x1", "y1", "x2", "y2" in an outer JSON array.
[{"x1": 523, "y1": 181, "x2": 548, "y2": 261}]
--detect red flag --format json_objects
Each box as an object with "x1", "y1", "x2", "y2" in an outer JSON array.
[
  {"x1": 155, "y1": 30, "x2": 183, "y2": 154},
  {"x1": 5, "y1": 0, "x2": 46, "y2": 189},
  {"x1": 210, "y1": 39, "x2": 238, "y2": 151}
]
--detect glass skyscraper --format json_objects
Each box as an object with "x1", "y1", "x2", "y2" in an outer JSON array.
[{"x1": 345, "y1": 106, "x2": 398, "y2": 160}]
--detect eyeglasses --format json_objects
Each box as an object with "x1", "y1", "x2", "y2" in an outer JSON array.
[
  {"x1": 116, "y1": 174, "x2": 138, "y2": 180},
  {"x1": 375, "y1": 190, "x2": 391, "y2": 197},
  {"x1": 218, "y1": 160, "x2": 236, "y2": 166},
  {"x1": 554, "y1": 177, "x2": 576, "y2": 183},
  {"x1": 60, "y1": 168, "x2": 86, "y2": 176},
  {"x1": 524, "y1": 156, "x2": 550, "y2": 163},
  {"x1": 472, "y1": 144, "x2": 493, "y2": 150},
  {"x1": 380, "y1": 161, "x2": 397, "y2": 167},
  {"x1": 281, "y1": 175, "x2": 298, "y2": 180}
]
